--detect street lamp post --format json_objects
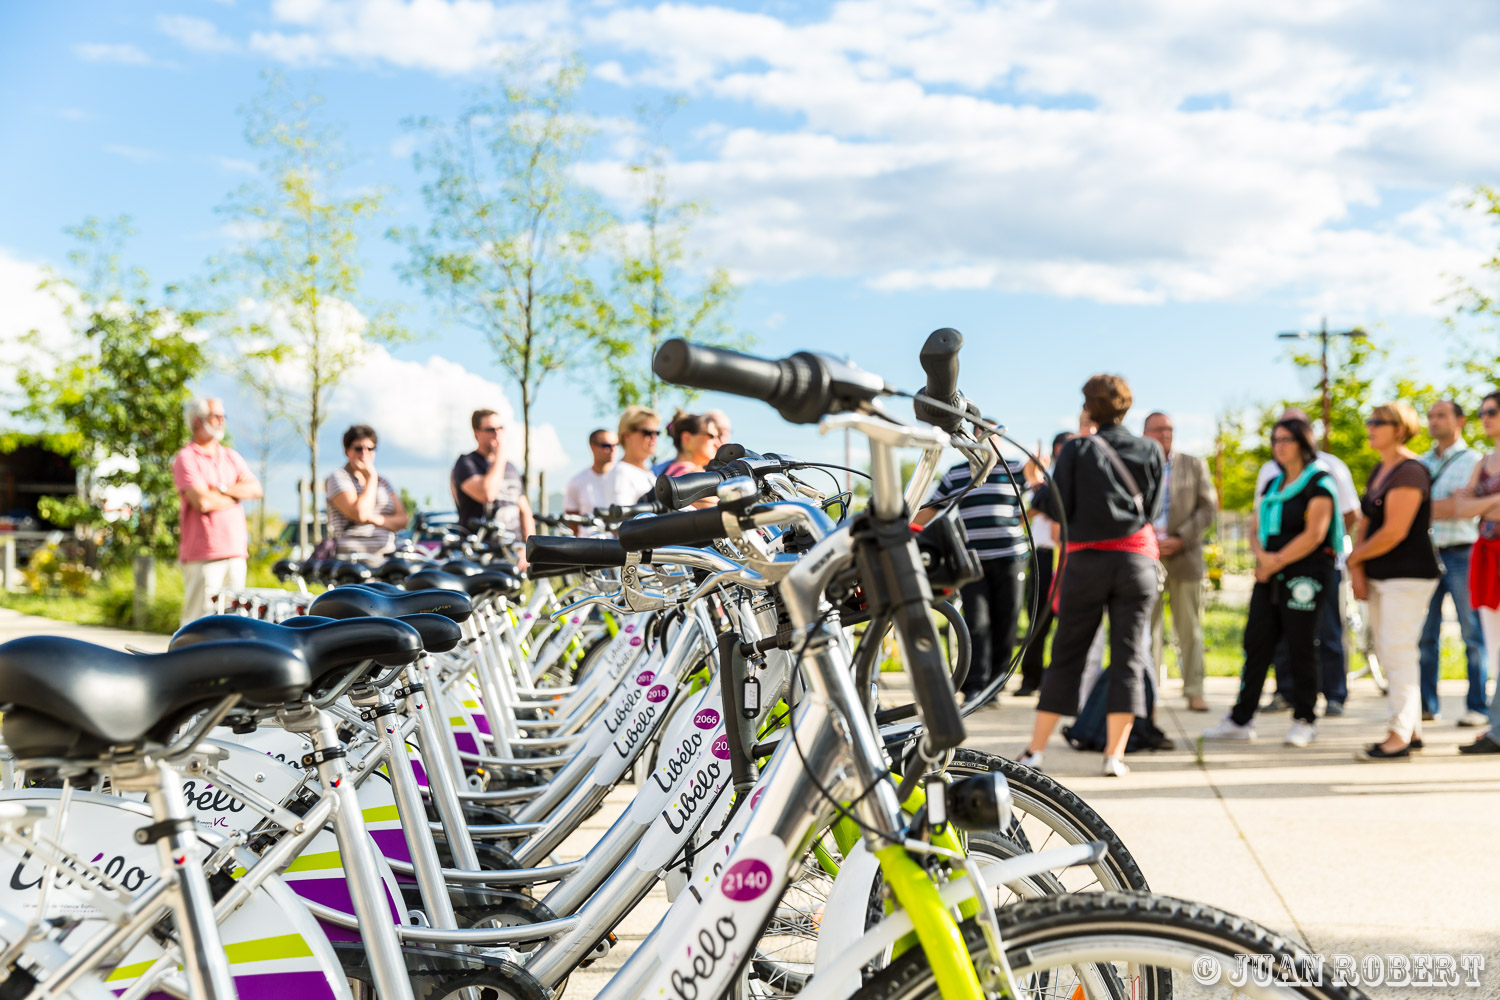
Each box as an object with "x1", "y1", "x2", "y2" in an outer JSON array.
[{"x1": 1277, "y1": 318, "x2": 1367, "y2": 451}]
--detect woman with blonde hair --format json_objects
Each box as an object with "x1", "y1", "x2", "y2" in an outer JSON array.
[
  {"x1": 1346, "y1": 400, "x2": 1442, "y2": 761},
  {"x1": 602, "y1": 405, "x2": 661, "y2": 508}
]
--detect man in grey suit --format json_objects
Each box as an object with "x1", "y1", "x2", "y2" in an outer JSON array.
[{"x1": 1144, "y1": 412, "x2": 1218, "y2": 712}]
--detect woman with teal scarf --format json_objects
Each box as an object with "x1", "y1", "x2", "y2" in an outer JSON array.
[{"x1": 1204, "y1": 418, "x2": 1338, "y2": 747}]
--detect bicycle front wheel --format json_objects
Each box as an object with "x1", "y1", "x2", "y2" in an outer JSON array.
[{"x1": 851, "y1": 892, "x2": 1369, "y2": 1000}]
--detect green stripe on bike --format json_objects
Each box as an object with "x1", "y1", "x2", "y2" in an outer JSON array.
[{"x1": 105, "y1": 934, "x2": 314, "y2": 981}]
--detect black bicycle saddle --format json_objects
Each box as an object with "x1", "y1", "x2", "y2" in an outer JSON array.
[
  {"x1": 0, "y1": 637, "x2": 309, "y2": 760},
  {"x1": 310, "y1": 586, "x2": 472, "y2": 623}
]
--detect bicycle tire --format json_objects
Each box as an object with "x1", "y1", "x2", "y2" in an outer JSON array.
[
  {"x1": 849, "y1": 892, "x2": 1370, "y2": 1000},
  {"x1": 947, "y1": 747, "x2": 1149, "y2": 894}
]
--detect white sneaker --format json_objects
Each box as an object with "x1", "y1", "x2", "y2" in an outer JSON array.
[
  {"x1": 1101, "y1": 755, "x2": 1130, "y2": 777},
  {"x1": 1016, "y1": 750, "x2": 1043, "y2": 769},
  {"x1": 1203, "y1": 716, "x2": 1257, "y2": 741},
  {"x1": 1459, "y1": 710, "x2": 1490, "y2": 728},
  {"x1": 1284, "y1": 721, "x2": 1317, "y2": 748}
]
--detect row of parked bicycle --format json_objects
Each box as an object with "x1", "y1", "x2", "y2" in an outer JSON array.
[{"x1": 0, "y1": 334, "x2": 1363, "y2": 998}]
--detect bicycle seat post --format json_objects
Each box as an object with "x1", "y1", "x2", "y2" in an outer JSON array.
[
  {"x1": 275, "y1": 703, "x2": 416, "y2": 1000},
  {"x1": 110, "y1": 757, "x2": 238, "y2": 1000}
]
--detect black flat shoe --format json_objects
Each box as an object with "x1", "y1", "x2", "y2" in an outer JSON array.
[
  {"x1": 1354, "y1": 742, "x2": 1411, "y2": 761},
  {"x1": 1409, "y1": 737, "x2": 1424, "y2": 752},
  {"x1": 1014, "y1": 684, "x2": 1037, "y2": 697},
  {"x1": 1459, "y1": 734, "x2": 1500, "y2": 755}
]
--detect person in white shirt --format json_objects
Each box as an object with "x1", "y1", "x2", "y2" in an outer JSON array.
[
  {"x1": 1252, "y1": 408, "x2": 1359, "y2": 716},
  {"x1": 603, "y1": 406, "x2": 660, "y2": 510},
  {"x1": 564, "y1": 428, "x2": 618, "y2": 536}
]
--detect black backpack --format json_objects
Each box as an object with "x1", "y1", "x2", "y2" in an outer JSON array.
[{"x1": 1061, "y1": 667, "x2": 1167, "y2": 754}]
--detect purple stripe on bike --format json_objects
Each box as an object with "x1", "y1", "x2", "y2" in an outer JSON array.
[
  {"x1": 126, "y1": 971, "x2": 340, "y2": 1000},
  {"x1": 291, "y1": 875, "x2": 402, "y2": 943}
]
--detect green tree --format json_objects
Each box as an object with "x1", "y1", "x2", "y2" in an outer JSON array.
[
  {"x1": 395, "y1": 57, "x2": 611, "y2": 494},
  {"x1": 1281, "y1": 334, "x2": 1390, "y2": 489},
  {"x1": 216, "y1": 73, "x2": 400, "y2": 533},
  {"x1": 1211, "y1": 408, "x2": 1271, "y2": 513},
  {"x1": 602, "y1": 106, "x2": 738, "y2": 411},
  {"x1": 8, "y1": 218, "x2": 208, "y2": 563},
  {"x1": 1448, "y1": 184, "x2": 1500, "y2": 438}
]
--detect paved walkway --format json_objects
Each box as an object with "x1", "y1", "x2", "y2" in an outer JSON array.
[
  {"x1": 2, "y1": 609, "x2": 1492, "y2": 997},
  {"x1": 966, "y1": 675, "x2": 1500, "y2": 997},
  {"x1": 0, "y1": 607, "x2": 169, "y2": 652}
]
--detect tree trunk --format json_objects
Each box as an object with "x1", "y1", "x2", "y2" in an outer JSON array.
[
  {"x1": 132, "y1": 554, "x2": 155, "y2": 631},
  {"x1": 521, "y1": 387, "x2": 532, "y2": 497}
]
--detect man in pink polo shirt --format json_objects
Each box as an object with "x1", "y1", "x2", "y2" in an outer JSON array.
[{"x1": 172, "y1": 397, "x2": 262, "y2": 623}]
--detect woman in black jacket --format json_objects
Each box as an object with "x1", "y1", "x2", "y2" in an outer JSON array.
[{"x1": 1019, "y1": 375, "x2": 1164, "y2": 777}]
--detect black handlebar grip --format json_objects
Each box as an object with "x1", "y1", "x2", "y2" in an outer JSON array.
[
  {"x1": 525, "y1": 536, "x2": 628, "y2": 568},
  {"x1": 913, "y1": 327, "x2": 965, "y2": 433},
  {"x1": 616, "y1": 508, "x2": 730, "y2": 552},
  {"x1": 654, "y1": 339, "x2": 855, "y2": 425},
  {"x1": 654, "y1": 340, "x2": 790, "y2": 401},
  {"x1": 605, "y1": 501, "x2": 663, "y2": 523},
  {"x1": 656, "y1": 470, "x2": 727, "y2": 510}
]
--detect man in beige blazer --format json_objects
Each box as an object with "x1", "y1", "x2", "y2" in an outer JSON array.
[{"x1": 1144, "y1": 412, "x2": 1218, "y2": 711}]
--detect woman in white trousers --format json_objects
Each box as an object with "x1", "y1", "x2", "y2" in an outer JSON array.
[{"x1": 1346, "y1": 401, "x2": 1443, "y2": 761}]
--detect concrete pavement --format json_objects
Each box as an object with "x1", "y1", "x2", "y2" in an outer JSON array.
[{"x1": 965, "y1": 674, "x2": 1500, "y2": 997}]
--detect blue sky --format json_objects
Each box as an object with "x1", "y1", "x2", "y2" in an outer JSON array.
[{"x1": 3, "y1": 0, "x2": 1499, "y2": 514}]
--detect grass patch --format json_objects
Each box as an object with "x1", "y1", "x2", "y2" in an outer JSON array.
[
  {"x1": 1193, "y1": 601, "x2": 1469, "y2": 680},
  {"x1": 0, "y1": 555, "x2": 289, "y2": 635},
  {"x1": 1018, "y1": 595, "x2": 1473, "y2": 681}
]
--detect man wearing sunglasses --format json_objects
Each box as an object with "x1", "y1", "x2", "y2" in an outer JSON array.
[
  {"x1": 452, "y1": 408, "x2": 534, "y2": 551},
  {"x1": 173, "y1": 397, "x2": 262, "y2": 624},
  {"x1": 565, "y1": 428, "x2": 618, "y2": 536},
  {"x1": 604, "y1": 406, "x2": 661, "y2": 509}
]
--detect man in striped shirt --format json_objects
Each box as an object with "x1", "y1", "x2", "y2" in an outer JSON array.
[{"x1": 915, "y1": 456, "x2": 1030, "y2": 701}]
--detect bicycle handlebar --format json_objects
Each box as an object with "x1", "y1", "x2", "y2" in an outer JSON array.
[
  {"x1": 525, "y1": 536, "x2": 629, "y2": 568},
  {"x1": 655, "y1": 469, "x2": 727, "y2": 509},
  {"x1": 616, "y1": 508, "x2": 730, "y2": 552},
  {"x1": 912, "y1": 327, "x2": 966, "y2": 433},
  {"x1": 653, "y1": 339, "x2": 889, "y2": 424}
]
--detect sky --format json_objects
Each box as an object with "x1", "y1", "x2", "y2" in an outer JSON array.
[{"x1": 3, "y1": 0, "x2": 1499, "y2": 515}]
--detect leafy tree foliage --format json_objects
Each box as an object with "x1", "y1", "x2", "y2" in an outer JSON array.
[
  {"x1": 602, "y1": 105, "x2": 739, "y2": 411},
  {"x1": 395, "y1": 57, "x2": 610, "y2": 493},
  {"x1": 8, "y1": 218, "x2": 207, "y2": 562},
  {"x1": 216, "y1": 73, "x2": 400, "y2": 526}
]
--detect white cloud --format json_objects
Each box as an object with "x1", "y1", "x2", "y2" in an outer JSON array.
[
  {"x1": 226, "y1": 294, "x2": 572, "y2": 477},
  {"x1": 103, "y1": 144, "x2": 162, "y2": 163},
  {"x1": 55, "y1": 108, "x2": 91, "y2": 122},
  {"x1": 328, "y1": 345, "x2": 571, "y2": 474},
  {"x1": 74, "y1": 42, "x2": 154, "y2": 65},
  {"x1": 158, "y1": 14, "x2": 239, "y2": 53},
  {"x1": 211, "y1": 156, "x2": 257, "y2": 174},
  {"x1": 248, "y1": 0, "x2": 570, "y2": 74},
  {"x1": 570, "y1": 0, "x2": 1500, "y2": 317},
  {"x1": 0, "y1": 250, "x2": 77, "y2": 410}
]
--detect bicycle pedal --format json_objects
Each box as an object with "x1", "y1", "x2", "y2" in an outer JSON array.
[{"x1": 579, "y1": 932, "x2": 617, "y2": 968}]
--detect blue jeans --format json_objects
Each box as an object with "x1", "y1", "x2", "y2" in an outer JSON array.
[
  {"x1": 1418, "y1": 546, "x2": 1488, "y2": 715},
  {"x1": 1274, "y1": 568, "x2": 1347, "y2": 704}
]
